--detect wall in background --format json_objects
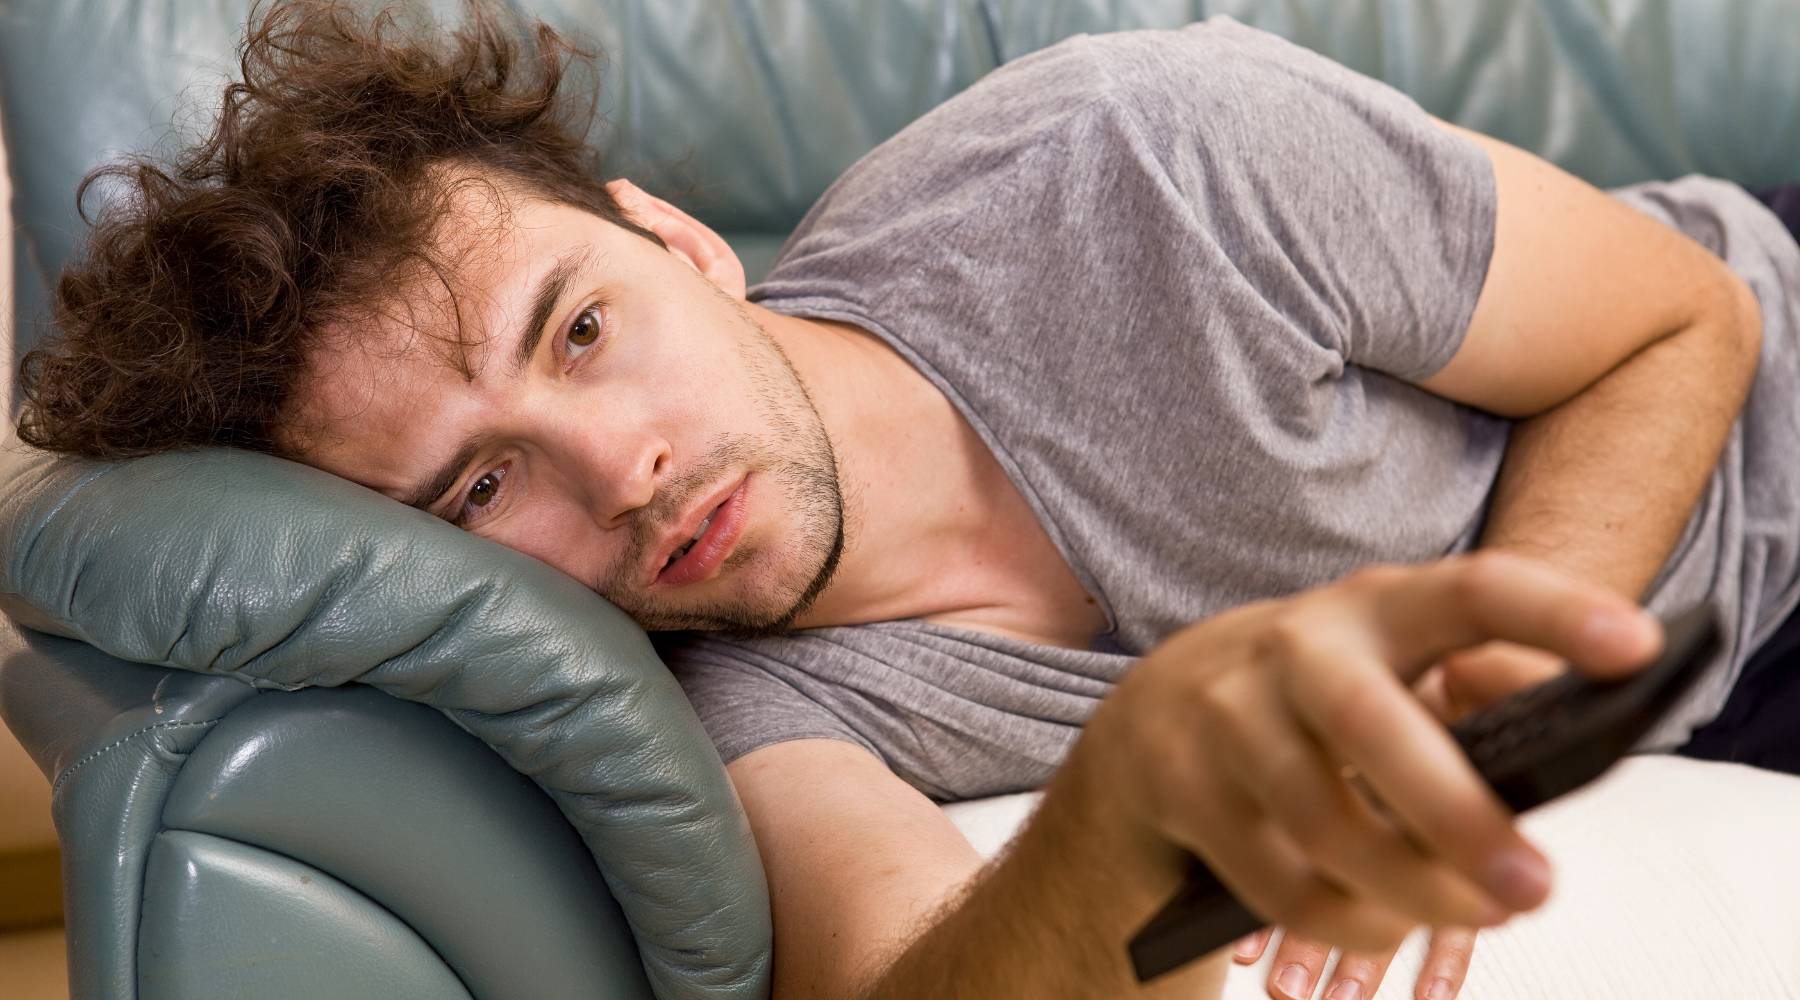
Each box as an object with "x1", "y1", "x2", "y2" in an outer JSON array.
[
  {"x1": 1, "y1": 104, "x2": 55, "y2": 851},
  {"x1": 0, "y1": 109, "x2": 63, "y2": 937},
  {"x1": 0, "y1": 724, "x2": 55, "y2": 857}
]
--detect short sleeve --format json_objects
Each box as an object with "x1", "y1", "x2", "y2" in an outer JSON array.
[
  {"x1": 1084, "y1": 17, "x2": 1498, "y2": 382},
  {"x1": 657, "y1": 635, "x2": 886, "y2": 768}
]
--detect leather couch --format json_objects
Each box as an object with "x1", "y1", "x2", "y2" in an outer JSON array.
[{"x1": 3, "y1": 2, "x2": 1798, "y2": 999}]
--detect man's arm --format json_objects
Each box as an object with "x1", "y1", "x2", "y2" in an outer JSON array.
[
  {"x1": 732, "y1": 557, "x2": 1665, "y2": 1000},
  {"x1": 1474, "y1": 324, "x2": 1756, "y2": 601},
  {"x1": 727, "y1": 738, "x2": 1229, "y2": 1000},
  {"x1": 1234, "y1": 123, "x2": 1763, "y2": 1000},
  {"x1": 814, "y1": 556, "x2": 1657, "y2": 1000},
  {"x1": 1421, "y1": 122, "x2": 1764, "y2": 600}
]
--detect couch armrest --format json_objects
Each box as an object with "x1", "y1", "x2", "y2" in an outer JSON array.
[
  {"x1": 1, "y1": 620, "x2": 654, "y2": 999},
  {"x1": 0, "y1": 445, "x2": 771, "y2": 1000}
]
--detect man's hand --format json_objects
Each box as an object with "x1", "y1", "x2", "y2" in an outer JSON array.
[
  {"x1": 1218, "y1": 639, "x2": 1568, "y2": 1000},
  {"x1": 1414, "y1": 641, "x2": 1567, "y2": 726},
  {"x1": 1230, "y1": 923, "x2": 1476, "y2": 1000},
  {"x1": 1066, "y1": 551, "x2": 1665, "y2": 972}
]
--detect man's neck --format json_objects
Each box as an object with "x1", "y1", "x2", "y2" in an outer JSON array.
[{"x1": 754, "y1": 304, "x2": 1038, "y2": 633}]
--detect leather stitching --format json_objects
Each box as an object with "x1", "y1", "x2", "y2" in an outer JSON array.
[{"x1": 52, "y1": 719, "x2": 220, "y2": 794}]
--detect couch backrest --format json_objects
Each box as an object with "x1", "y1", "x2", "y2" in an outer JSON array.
[{"x1": 6, "y1": 0, "x2": 1800, "y2": 412}]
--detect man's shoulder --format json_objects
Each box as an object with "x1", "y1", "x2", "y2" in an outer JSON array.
[
  {"x1": 975, "y1": 17, "x2": 1292, "y2": 107},
  {"x1": 753, "y1": 17, "x2": 1336, "y2": 288},
  {"x1": 846, "y1": 18, "x2": 1282, "y2": 155}
]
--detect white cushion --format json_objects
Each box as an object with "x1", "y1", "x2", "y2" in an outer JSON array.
[{"x1": 940, "y1": 755, "x2": 1800, "y2": 998}]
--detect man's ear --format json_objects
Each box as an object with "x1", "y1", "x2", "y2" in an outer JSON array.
[{"x1": 605, "y1": 178, "x2": 747, "y2": 299}]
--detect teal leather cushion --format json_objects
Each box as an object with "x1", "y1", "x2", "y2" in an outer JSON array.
[
  {"x1": 140, "y1": 832, "x2": 479, "y2": 1000},
  {"x1": 152, "y1": 686, "x2": 652, "y2": 999},
  {"x1": 0, "y1": 446, "x2": 770, "y2": 1000},
  {"x1": 0, "y1": 621, "x2": 266, "y2": 1000}
]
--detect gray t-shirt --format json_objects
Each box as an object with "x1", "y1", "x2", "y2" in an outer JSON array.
[{"x1": 658, "y1": 18, "x2": 1800, "y2": 802}]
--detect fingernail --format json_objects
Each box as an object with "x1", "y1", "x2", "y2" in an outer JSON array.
[
  {"x1": 1276, "y1": 963, "x2": 1309, "y2": 999},
  {"x1": 1327, "y1": 980, "x2": 1363, "y2": 1000},
  {"x1": 1234, "y1": 933, "x2": 1260, "y2": 960},
  {"x1": 1484, "y1": 848, "x2": 1551, "y2": 909},
  {"x1": 1426, "y1": 977, "x2": 1455, "y2": 1000}
]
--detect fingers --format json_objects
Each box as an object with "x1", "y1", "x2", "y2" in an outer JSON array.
[
  {"x1": 1302, "y1": 925, "x2": 1478, "y2": 1000},
  {"x1": 1156, "y1": 753, "x2": 1420, "y2": 953},
  {"x1": 1263, "y1": 930, "x2": 1333, "y2": 1000},
  {"x1": 1414, "y1": 926, "x2": 1479, "y2": 1000},
  {"x1": 1438, "y1": 641, "x2": 1566, "y2": 717},
  {"x1": 1238, "y1": 924, "x2": 1477, "y2": 1000},
  {"x1": 1411, "y1": 664, "x2": 1456, "y2": 724},
  {"x1": 1317, "y1": 935, "x2": 1396, "y2": 1000},
  {"x1": 1272, "y1": 553, "x2": 1649, "y2": 916},
  {"x1": 1233, "y1": 926, "x2": 1273, "y2": 964},
  {"x1": 1123, "y1": 552, "x2": 1643, "y2": 969},
  {"x1": 1206, "y1": 667, "x2": 1509, "y2": 928},
  {"x1": 1352, "y1": 553, "x2": 1662, "y2": 681},
  {"x1": 1278, "y1": 619, "x2": 1557, "y2": 913},
  {"x1": 1325, "y1": 943, "x2": 1399, "y2": 1000}
]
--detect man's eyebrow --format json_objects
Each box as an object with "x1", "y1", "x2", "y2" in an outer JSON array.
[
  {"x1": 509, "y1": 243, "x2": 601, "y2": 377},
  {"x1": 402, "y1": 438, "x2": 486, "y2": 514},
  {"x1": 402, "y1": 244, "x2": 599, "y2": 515}
]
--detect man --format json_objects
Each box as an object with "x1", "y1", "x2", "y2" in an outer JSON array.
[{"x1": 17, "y1": 3, "x2": 1800, "y2": 999}]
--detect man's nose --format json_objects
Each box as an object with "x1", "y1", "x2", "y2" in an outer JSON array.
[{"x1": 550, "y1": 418, "x2": 670, "y2": 527}]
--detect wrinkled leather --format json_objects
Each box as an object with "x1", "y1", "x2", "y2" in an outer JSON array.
[{"x1": 0, "y1": 447, "x2": 765, "y2": 1000}]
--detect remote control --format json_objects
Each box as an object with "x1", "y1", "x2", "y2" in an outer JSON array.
[{"x1": 1127, "y1": 603, "x2": 1721, "y2": 983}]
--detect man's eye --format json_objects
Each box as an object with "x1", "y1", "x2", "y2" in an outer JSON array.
[
  {"x1": 454, "y1": 466, "x2": 508, "y2": 526},
  {"x1": 566, "y1": 305, "x2": 605, "y2": 361}
]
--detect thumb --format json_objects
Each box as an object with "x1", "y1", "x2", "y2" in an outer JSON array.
[
  {"x1": 1413, "y1": 664, "x2": 1458, "y2": 724},
  {"x1": 1440, "y1": 641, "x2": 1568, "y2": 718}
]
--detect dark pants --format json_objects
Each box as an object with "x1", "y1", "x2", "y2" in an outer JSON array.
[
  {"x1": 1749, "y1": 184, "x2": 1800, "y2": 239},
  {"x1": 1671, "y1": 183, "x2": 1800, "y2": 774}
]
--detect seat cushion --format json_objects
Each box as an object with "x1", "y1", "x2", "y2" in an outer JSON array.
[{"x1": 943, "y1": 755, "x2": 1800, "y2": 998}]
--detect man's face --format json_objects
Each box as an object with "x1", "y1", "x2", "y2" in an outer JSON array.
[{"x1": 287, "y1": 179, "x2": 845, "y2": 635}]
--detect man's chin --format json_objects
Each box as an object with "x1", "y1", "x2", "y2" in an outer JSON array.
[
  {"x1": 629, "y1": 607, "x2": 797, "y2": 638},
  {"x1": 627, "y1": 495, "x2": 845, "y2": 637},
  {"x1": 625, "y1": 572, "x2": 831, "y2": 637}
]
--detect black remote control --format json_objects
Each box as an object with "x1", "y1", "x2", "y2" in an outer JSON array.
[{"x1": 1127, "y1": 603, "x2": 1721, "y2": 983}]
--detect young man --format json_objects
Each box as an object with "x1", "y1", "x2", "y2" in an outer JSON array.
[{"x1": 17, "y1": 3, "x2": 1799, "y2": 999}]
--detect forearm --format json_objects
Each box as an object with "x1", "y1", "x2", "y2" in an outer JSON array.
[
  {"x1": 860, "y1": 749, "x2": 1228, "y2": 1000},
  {"x1": 1478, "y1": 278, "x2": 1762, "y2": 599}
]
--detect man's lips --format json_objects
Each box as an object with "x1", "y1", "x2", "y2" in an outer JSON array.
[{"x1": 647, "y1": 474, "x2": 749, "y2": 587}]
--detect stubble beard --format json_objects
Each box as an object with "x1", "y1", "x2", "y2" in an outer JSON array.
[{"x1": 599, "y1": 297, "x2": 848, "y2": 637}]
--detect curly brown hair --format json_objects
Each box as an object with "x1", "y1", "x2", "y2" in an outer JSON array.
[{"x1": 15, "y1": 0, "x2": 664, "y2": 459}]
